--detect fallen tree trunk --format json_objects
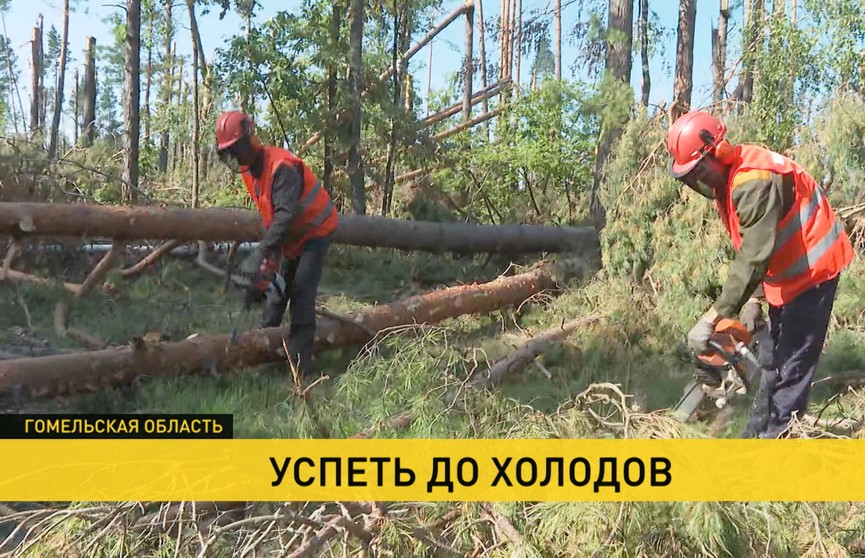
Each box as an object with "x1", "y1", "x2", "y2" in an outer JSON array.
[
  {"x1": 418, "y1": 80, "x2": 507, "y2": 129},
  {"x1": 0, "y1": 203, "x2": 598, "y2": 256},
  {"x1": 473, "y1": 315, "x2": 601, "y2": 388},
  {"x1": 0, "y1": 267, "x2": 559, "y2": 400}
]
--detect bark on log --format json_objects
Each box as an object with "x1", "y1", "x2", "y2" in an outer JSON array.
[
  {"x1": 0, "y1": 268, "x2": 559, "y2": 400},
  {"x1": 0, "y1": 203, "x2": 599, "y2": 256},
  {"x1": 473, "y1": 315, "x2": 600, "y2": 387}
]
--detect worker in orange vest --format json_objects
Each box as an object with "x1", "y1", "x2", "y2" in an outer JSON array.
[
  {"x1": 215, "y1": 110, "x2": 338, "y2": 375},
  {"x1": 665, "y1": 110, "x2": 854, "y2": 438}
]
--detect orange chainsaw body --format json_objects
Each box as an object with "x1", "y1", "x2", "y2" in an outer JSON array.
[{"x1": 695, "y1": 318, "x2": 753, "y2": 369}]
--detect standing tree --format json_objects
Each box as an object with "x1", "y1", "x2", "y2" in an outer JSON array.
[
  {"x1": 188, "y1": 0, "x2": 200, "y2": 209},
  {"x1": 463, "y1": 2, "x2": 474, "y2": 121},
  {"x1": 639, "y1": 0, "x2": 650, "y2": 106},
  {"x1": 712, "y1": 0, "x2": 729, "y2": 104},
  {"x1": 123, "y1": 0, "x2": 141, "y2": 204},
  {"x1": 157, "y1": 0, "x2": 173, "y2": 172},
  {"x1": 672, "y1": 0, "x2": 697, "y2": 120},
  {"x1": 740, "y1": 0, "x2": 765, "y2": 104},
  {"x1": 347, "y1": 0, "x2": 366, "y2": 215},
  {"x1": 590, "y1": 0, "x2": 633, "y2": 230},
  {"x1": 554, "y1": 0, "x2": 561, "y2": 80},
  {"x1": 81, "y1": 36, "x2": 96, "y2": 147},
  {"x1": 474, "y1": 0, "x2": 489, "y2": 135},
  {"x1": 48, "y1": 0, "x2": 70, "y2": 159},
  {"x1": 143, "y1": 0, "x2": 155, "y2": 149},
  {"x1": 29, "y1": 17, "x2": 43, "y2": 140}
]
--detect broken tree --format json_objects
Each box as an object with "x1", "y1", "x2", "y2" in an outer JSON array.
[
  {"x1": 0, "y1": 202, "x2": 599, "y2": 256},
  {"x1": 0, "y1": 268, "x2": 559, "y2": 400}
]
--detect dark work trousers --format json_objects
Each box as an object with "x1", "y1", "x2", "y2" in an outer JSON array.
[
  {"x1": 741, "y1": 274, "x2": 840, "y2": 439},
  {"x1": 260, "y1": 236, "x2": 331, "y2": 375}
]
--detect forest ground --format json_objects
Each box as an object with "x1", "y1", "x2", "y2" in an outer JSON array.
[{"x1": 2, "y1": 236, "x2": 863, "y2": 440}]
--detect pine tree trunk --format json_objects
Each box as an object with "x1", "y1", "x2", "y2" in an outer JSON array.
[
  {"x1": 47, "y1": 0, "x2": 69, "y2": 159},
  {"x1": 590, "y1": 0, "x2": 633, "y2": 231},
  {"x1": 463, "y1": 3, "x2": 474, "y2": 122},
  {"x1": 123, "y1": 0, "x2": 141, "y2": 204},
  {"x1": 498, "y1": 0, "x2": 508, "y2": 104},
  {"x1": 515, "y1": 0, "x2": 522, "y2": 86},
  {"x1": 72, "y1": 68, "x2": 79, "y2": 146},
  {"x1": 82, "y1": 37, "x2": 96, "y2": 147},
  {"x1": 426, "y1": 34, "x2": 433, "y2": 116},
  {"x1": 240, "y1": 11, "x2": 252, "y2": 114},
  {"x1": 639, "y1": 0, "x2": 651, "y2": 106},
  {"x1": 29, "y1": 22, "x2": 43, "y2": 140},
  {"x1": 554, "y1": 0, "x2": 561, "y2": 80},
  {"x1": 323, "y1": 0, "x2": 339, "y2": 195},
  {"x1": 508, "y1": 0, "x2": 515, "y2": 82},
  {"x1": 474, "y1": 0, "x2": 490, "y2": 136},
  {"x1": 0, "y1": 202, "x2": 600, "y2": 255},
  {"x1": 347, "y1": 0, "x2": 366, "y2": 215},
  {"x1": 184, "y1": 0, "x2": 210, "y2": 128},
  {"x1": 712, "y1": 0, "x2": 729, "y2": 104},
  {"x1": 382, "y1": 7, "x2": 400, "y2": 217},
  {"x1": 672, "y1": 0, "x2": 697, "y2": 120},
  {"x1": 38, "y1": 15, "x2": 45, "y2": 137},
  {"x1": 189, "y1": 1, "x2": 200, "y2": 209},
  {"x1": 158, "y1": 0, "x2": 173, "y2": 173},
  {"x1": 173, "y1": 55, "x2": 184, "y2": 174},
  {"x1": 144, "y1": 8, "x2": 154, "y2": 147},
  {"x1": 741, "y1": 0, "x2": 764, "y2": 104}
]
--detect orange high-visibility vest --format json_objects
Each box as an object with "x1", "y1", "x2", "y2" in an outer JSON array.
[
  {"x1": 715, "y1": 144, "x2": 853, "y2": 306},
  {"x1": 241, "y1": 146, "x2": 338, "y2": 259}
]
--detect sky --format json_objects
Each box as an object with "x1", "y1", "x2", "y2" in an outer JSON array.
[{"x1": 1, "y1": 0, "x2": 738, "y2": 137}]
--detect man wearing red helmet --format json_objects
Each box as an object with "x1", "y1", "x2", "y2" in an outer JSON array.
[
  {"x1": 665, "y1": 110, "x2": 854, "y2": 438},
  {"x1": 215, "y1": 110, "x2": 338, "y2": 375}
]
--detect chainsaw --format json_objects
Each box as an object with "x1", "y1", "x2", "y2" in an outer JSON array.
[{"x1": 672, "y1": 318, "x2": 770, "y2": 421}]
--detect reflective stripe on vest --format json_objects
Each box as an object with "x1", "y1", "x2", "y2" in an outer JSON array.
[
  {"x1": 766, "y1": 217, "x2": 845, "y2": 284},
  {"x1": 284, "y1": 180, "x2": 336, "y2": 244},
  {"x1": 773, "y1": 185, "x2": 823, "y2": 251}
]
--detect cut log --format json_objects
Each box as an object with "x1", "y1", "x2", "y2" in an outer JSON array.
[
  {"x1": 0, "y1": 203, "x2": 599, "y2": 256},
  {"x1": 0, "y1": 268, "x2": 559, "y2": 400},
  {"x1": 473, "y1": 315, "x2": 601, "y2": 388}
]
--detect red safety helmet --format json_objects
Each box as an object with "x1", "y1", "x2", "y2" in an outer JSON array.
[
  {"x1": 666, "y1": 110, "x2": 727, "y2": 178},
  {"x1": 215, "y1": 110, "x2": 255, "y2": 151}
]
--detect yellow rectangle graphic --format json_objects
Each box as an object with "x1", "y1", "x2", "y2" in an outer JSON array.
[{"x1": 0, "y1": 438, "x2": 861, "y2": 502}]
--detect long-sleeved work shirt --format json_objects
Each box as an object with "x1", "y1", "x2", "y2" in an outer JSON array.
[
  {"x1": 249, "y1": 154, "x2": 304, "y2": 260},
  {"x1": 712, "y1": 170, "x2": 797, "y2": 317}
]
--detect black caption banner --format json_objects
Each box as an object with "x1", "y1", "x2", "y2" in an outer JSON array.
[{"x1": 0, "y1": 413, "x2": 234, "y2": 439}]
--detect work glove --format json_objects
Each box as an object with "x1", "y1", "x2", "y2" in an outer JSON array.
[
  {"x1": 687, "y1": 314, "x2": 717, "y2": 355},
  {"x1": 240, "y1": 248, "x2": 278, "y2": 307},
  {"x1": 740, "y1": 299, "x2": 766, "y2": 333}
]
